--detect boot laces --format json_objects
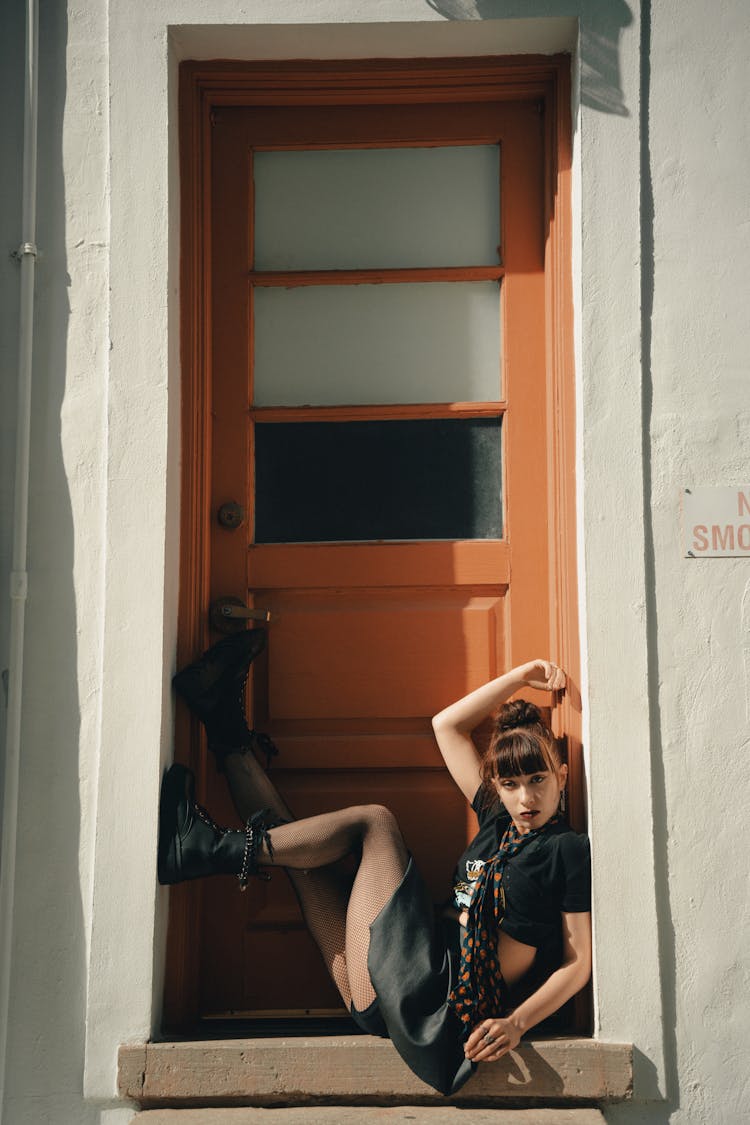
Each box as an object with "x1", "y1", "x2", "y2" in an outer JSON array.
[
  {"x1": 194, "y1": 801, "x2": 275, "y2": 891},
  {"x1": 194, "y1": 801, "x2": 228, "y2": 837},
  {"x1": 233, "y1": 673, "x2": 279, "y2": 767}
]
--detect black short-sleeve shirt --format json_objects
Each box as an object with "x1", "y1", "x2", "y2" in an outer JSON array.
[{"x1": 451, "y1": 789, "x2": 591, "y2": 979}]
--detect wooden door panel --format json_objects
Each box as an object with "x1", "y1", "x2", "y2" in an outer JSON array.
[
  {"x1": 202, "y1": 879, "x2": 344, "y2": 1013},
  {"x1": 257, "y1": 590, "x2": 507, "y2": 721},
  {"x1": 248, "y1": 541, "x2": 511, "y2": 588},
  {"x1": 268, "y1": 731, "x2": 443, "y2": 772},
  {"x1": 241, "y1": 929, "x2": 344, "y2": 1014}
]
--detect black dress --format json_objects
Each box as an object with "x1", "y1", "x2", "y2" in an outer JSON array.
[{"x1": 351, "y1": 788, "x2": 591, "y2": 1096}]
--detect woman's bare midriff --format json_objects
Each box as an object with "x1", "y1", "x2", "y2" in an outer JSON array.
[
  {"x1": 443, "y1": 906, "x2": 537, "y2": 987},
  {"x1": 496, "y1": 928, "x2": 537, "y2": 984}
]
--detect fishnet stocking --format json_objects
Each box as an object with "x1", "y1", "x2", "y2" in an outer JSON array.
[
  {"x1": 286, "y1": 864, "x2": 353, "y2": 1007},
  {"x1": 262, "y1": 806, "x2": 408, "y2": 1011},
  {"x1": 223, "y1": 751, "x2": 408, "y2": 1011}
]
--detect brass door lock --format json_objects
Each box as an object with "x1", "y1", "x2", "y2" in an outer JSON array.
[{"x1": 217, "y1": 501, "x2": 246, "y2": 530}]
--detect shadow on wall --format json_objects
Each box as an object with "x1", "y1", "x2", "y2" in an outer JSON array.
[
  {"x1": 2, "y1": 1, "x2": 99, "y2": 1123},
  {"x1": 425, "y1": 0, "x2": 633, "y2": 116}
]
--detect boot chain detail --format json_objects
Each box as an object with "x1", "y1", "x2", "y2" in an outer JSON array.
[
  {"x1": 193, "y1": 801, "x2": 276, "y2": 890},
  {"x1": 238, "y1": 811, "x2": 276, "y2": 891}
]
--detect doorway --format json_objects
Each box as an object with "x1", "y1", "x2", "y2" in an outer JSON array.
[{"x1": 166, "y1": 56, "x2": 579, "y2": 1030}]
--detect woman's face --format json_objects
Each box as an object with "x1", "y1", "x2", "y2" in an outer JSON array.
[{"x1": 493, "y1": 762, "x2": 568, "y2": 834}]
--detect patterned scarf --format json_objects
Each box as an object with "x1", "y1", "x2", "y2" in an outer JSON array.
[{"x1": 449, "y1": 816, "x2": 560, "y2": 1028}]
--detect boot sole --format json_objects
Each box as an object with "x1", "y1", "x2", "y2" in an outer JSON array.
[{"x1": 157, "y1": 762, "x2": 192, "y2": 885}]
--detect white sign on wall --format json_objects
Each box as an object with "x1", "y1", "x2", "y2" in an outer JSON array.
[{"x1": 683, "y1": 486, "x2": 750, "y2": 557}]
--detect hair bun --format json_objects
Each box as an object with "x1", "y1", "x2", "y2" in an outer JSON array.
[{"x1": 495, "y1": 699, "x2": 543, "y2": 732}]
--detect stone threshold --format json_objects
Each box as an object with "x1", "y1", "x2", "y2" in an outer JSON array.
[
  {"x1": 132, "y1": 1109, "x2": 608, "y2": 1124},
  {"x1": 119, "y1": 1036, "x2": 632, "y2": 1107}
]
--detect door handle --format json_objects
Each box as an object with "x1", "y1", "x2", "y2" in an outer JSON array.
[{"x1": 210, "y1": 596, "x2": 274, "y2": 633}]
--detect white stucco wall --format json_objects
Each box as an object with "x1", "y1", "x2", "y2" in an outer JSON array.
[
  {"x1": 1, "y1": 1, "x2": 749, "y2": 1123},
  {"x1": 635, "y1": 2, "x2": 750, "y2": 1121},
  {"x1": 2, "y1": 0, "x2": 112, "y2": 1122}
]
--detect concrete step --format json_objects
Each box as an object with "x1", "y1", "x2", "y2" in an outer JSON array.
[
  {"x1": 132, "y1": 1110, "x2": 607, "y2": 1124},
  {"x1": 120, "y1": 1036, "x2": 631, "y2": 1106}
]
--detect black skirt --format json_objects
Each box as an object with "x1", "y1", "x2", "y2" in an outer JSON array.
[{"x1": 350, "y1": 857, "x2": 475, "y2": 1096}]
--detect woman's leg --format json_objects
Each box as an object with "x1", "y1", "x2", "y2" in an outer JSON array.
[
  {"x1": 222, "y1": 749, "x2": 355, "y2": 1008},
  {"x1": 258, "y1": 803, "x2": 409, "y2": 1012},
  {"x1": 171, "y1": 629, "x2": 372, "y2": 1008},
  {"x1": 162, "y1": 748, "x2": 409, "y2": 1011},
  {"x1": 223, "y1": 748, "x2": 293, "y2": 824}
]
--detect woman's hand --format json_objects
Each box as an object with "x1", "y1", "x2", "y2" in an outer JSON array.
[
  {"x1": 520, "y1": 660, "x2": 566, "y2": 693},
  {"x1": 469, "y1": 913, "x2": 591, "y2": 1066},
  {"x1": 464, "y1": 912, "x2": 592, "y2": 1067},
  {"x1": 464, "y1": 1016, "x2": 522, "y2": 1062}
]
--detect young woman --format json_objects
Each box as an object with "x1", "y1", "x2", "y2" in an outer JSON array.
[{"x1": 158, "y1": 631, "x2": 591, "y2": 1095}]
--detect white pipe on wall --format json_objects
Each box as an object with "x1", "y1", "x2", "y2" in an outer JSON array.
[{"x1": 0, "y1": 1, "x2": 39, "y2": 1119}]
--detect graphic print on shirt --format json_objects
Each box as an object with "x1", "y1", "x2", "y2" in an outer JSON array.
[{"x1": 453, "y1": 858, "x2": 487, "y2": 910}]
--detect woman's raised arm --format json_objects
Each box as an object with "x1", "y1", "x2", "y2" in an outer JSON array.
[{"x1": 431, "y1": 660, "x2": 566, "y2": 802}]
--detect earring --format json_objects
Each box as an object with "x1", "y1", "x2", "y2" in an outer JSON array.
[{"x1": 559, "y1": 787, "x2": 567, "y2": 815}]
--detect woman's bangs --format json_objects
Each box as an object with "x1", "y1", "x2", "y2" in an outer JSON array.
[{"x1": 493, "y1": 732, "x2": 554, "y2": 778}]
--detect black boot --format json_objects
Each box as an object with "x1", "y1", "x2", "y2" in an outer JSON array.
[
  {"x1": 172, "y1": 630, "x2": 279, "y2": 769},
  {"x1": 157, "y1": 762, "x2": 276, "y2": 889}
]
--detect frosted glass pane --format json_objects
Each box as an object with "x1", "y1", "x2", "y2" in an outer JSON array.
[
  {"x1": 254, "y1": 282, "x2": 501, "y2": 406},
  {"x1": 254, "y1": 147, "x2": 500, "y2": 269}
]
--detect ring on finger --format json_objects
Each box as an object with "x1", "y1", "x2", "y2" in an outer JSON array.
[{"x1": 483, "y1": 1032, "x2": 495, "y2": 1045}]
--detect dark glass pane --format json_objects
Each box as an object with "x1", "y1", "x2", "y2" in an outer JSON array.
[{"x1": 254, "y1": 418, "x2": 502, "y2": 543}]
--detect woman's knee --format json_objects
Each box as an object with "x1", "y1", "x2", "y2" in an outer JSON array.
[{"x1": 356, "y1": 803, "x2": 401, "y2": 838}]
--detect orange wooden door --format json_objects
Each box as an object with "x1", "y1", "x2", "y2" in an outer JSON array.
[{"x1": 198, "y1": 94, "x2": 552, "y2": 1019}]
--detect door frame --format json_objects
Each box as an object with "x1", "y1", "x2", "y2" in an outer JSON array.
[{"x1": 167, "y1": 55, "x2": 577, "y2": 1031}]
